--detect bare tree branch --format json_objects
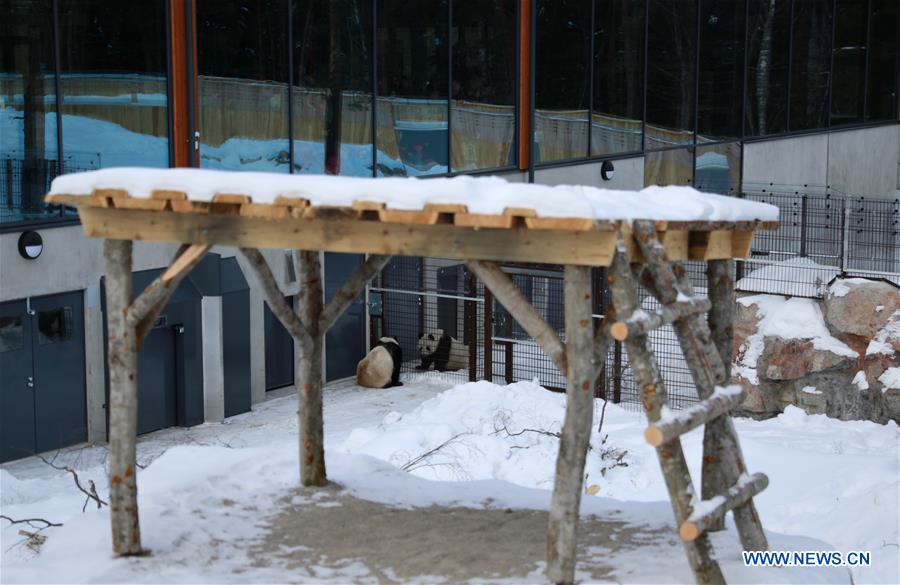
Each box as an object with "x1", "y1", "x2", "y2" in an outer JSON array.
[
  {"x1": 36, "y1": 453, "x2": 108, "y2": 509},
  {"x1": 0, "y1": 515, "x2": 62, "y2": 528}
]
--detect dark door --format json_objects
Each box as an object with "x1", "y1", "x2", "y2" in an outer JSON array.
[
  {"x1": 0, "y1": 292, "x2": 87, "y2": 463},
  {"x1": 31, "y1": 292, "x2": 87, "y2": 453},
  {"x1": 265, "y1": 297, "x2": 294, "y2": 390},
  {"x1": 137, "y1": 322, "x2": 178, "y2": 434},
  {"x1": 222, "y1": 257, "x2": 251, "y2": 417},
  {"x1": 0, "y1": 300, "x2": 35, "y2": 462},
  {"x1": 324, "y1": 253, "x2": 367, "y2": 381}
]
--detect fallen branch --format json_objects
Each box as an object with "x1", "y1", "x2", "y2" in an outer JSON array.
[
  {"x1": 37, "y1": 453, "x2": 108, "y2": 510},
  {"x1": 1, "y1": 515, "x2": 62, "y2": 528},
  {"x1": 400, "y1": 433, "x2": 473, "y2": 472}
]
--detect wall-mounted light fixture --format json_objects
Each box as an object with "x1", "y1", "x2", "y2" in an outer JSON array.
[
  {"x1": 600, "y1": 160, "x2": 615, "y2": 181},
  {"x1": 17, "y1": 231, "x2": 43, "y2": 260}
]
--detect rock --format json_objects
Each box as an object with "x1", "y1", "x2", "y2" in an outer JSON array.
[
  {"x1": 823, "y1": 278, "x2": 900, "y2": 338},
  {"x1": 758, "y1": 337, "x2": 855, "y2": 381},
  {"x1": 732, "y1": 373, "x2": 791, "y2": 419},
  {"x1": 733, "y1": 295, "x2": 761, "y2": 361}
]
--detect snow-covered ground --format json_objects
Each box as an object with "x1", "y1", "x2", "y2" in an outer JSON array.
[{"x1": 2, "y1": 377, "x2": 897, "y2": 584}]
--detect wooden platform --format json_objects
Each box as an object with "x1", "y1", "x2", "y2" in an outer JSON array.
[{"x1": 46, "y1": 189, "x2": 776, "y2": 266}]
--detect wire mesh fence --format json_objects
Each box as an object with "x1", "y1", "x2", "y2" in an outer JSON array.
[{"x1": 368, "y1": 189, "x2": 899, "y2": 411}]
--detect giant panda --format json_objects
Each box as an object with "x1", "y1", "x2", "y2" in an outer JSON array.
[
  {"x1": 416, "y1": 329, "x2": 469, "y2": 372},
  {"x1": 356, "y1": 337, "x2": 403, "y2": 389}
]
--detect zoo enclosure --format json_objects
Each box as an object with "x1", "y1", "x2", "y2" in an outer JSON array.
[{"x1": 368, "y1": 189, "x2": 900, "y2": 410}]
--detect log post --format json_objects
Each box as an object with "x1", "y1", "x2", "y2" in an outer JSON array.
[
  {"x1": 546, "y1": 265, "x2": 594, "y2": 585},
  {"x1": 608, "y1": 244, "x2": 725, "y2": 585},
  {"x1": 703, "y1": 259, "x2": 734, "y2": 532},
  {"x1": 297, "y1": 250, "x2": 326, "y2": 486},
  {"x1": 104, "y1": 239, "x2": 142, "y2": 555}
]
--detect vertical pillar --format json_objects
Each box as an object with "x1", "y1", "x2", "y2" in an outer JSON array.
[
  {"x1": 83, "y1": 283, "x2": 107, "y2": 444},
  {"x1": 247, "y1": 286, "x2": 266, "y2": 405},
  {"x1": 547, "y1": 265, "x2": 594, "y2": 585},
  {"x1": 296, "y1": 250, "x2": 326, "y2": 486},
  {"x1": 104, "y1": 239, "x2": 142, "y2": 555},
  {"x1": 201, "y1": 296, "x2": 225, "y2": 422}
]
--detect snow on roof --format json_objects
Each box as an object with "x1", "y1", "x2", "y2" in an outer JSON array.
[{"x1": 49, "y1": 167, "x2": 779, "y2": 223}]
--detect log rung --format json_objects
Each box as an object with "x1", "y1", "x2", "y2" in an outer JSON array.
[
  {"x1": 644, "y1": 385, "x2": 745, "y2": 447},
  {"x1": 679, "y1": 472, "x2": 769, "y2": 541},
  {"x1": 611, "y1": 297, "x2": 712, "y2": 341}
]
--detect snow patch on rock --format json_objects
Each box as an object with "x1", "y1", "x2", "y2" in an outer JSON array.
[{"x1": 878, "y1": 368, "x2": 900, "y2": 392}]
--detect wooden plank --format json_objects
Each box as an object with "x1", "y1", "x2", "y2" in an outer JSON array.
[
  {"x1": 524, "y1": 217, "x2": 597, "y2": 231},
  {"x1": 150, "y1": 189, "x2": 188, "y2": 201},
  {"x1": 44, "y1": 193, "x2": 88, "y2": 206},
  {"x1": 378, "y1": 208, "x2": 440, "y2": 225},
  {"x1": 454, "y1": 213, "x2": 516, "y2": 229},
  {"x1": 425, "y1": 203, "x2": 468, "y2": 214},
  {"x1": 731, "y1": 230, "x2": 754, "y2": 259},
  {"x1": 111, "y1": 197, "x2": 169, "y2": 211},
  {"x1": 302, "y1": 206, "x2": 361, "y2": 221},
  {"x1": 212, "y1": 193, "x2": 252, "y2": 205},
  {"x1": 171, "y1": 200, "x2": 211, "y2": 214},
  {"x1": 660, "y1": 230, "x2": 689, "y2": 260},
  {"x1": 352, "y1": 200, "x2": 385, "y2": 211},
  {"x1": 274, "y1": 195, "x2": 309, "y2": 209},
  {"x1": 92, "y1": 188, "x2": 129, "y2": 200},
  {"x1": 239, "y1": 203, "x2": 289, "y2": 219},
  {"x1": 502, "y1": 206, "x2": 537, "y2": 218},
  {"x1": 78, "y1": 207, "x2": 619, "y2": 266},
  {"x1": 688, "y1": 230, "x2": 732, "y2": 261}
]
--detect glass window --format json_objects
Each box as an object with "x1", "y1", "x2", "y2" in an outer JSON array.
[
  {"x1": 293, "y1": 0, "x2": 373, "y2": 177},
  {"x1": 451, "y1": 0, "x2": 517, "y2": 171},
  {"x1": 695, "y1": 142, "x2": 741, "y2": 194},
  {"x1": 592, "y1": 0, "x2": 644, "y2": 156},
  {"x1": 197, "y1": 0, "x2": 290, "y2": 172},
  {"x1": 376, "y1": 0, "x2": 449, "y2": 177},
  {"x1": 697, "y1": 0, "x2": 745, "y2": 141},
  {"x1": 1, "y1": 0, "x2": 60, "y2": 224},
  {"x1": 789, "y1": 0, "x2": 833, "y2": 131},
  {"x1": 535, "y1": 0, "x2": 591, "y2": 163},
  {"x1": 745, "y1": 0, "x2": 790, "y2": 136},
  {"x1": 830, "y1": 0, "x2": 867, "y2": 125},
  {"x1": 645, "y1": 147, "x2": 694, "y2": 186},
  {"x1": 58, "y1": 0, "x2": 167, "y2": 170},
  {"x1": 866, "y1": 0, "x2": 897, "y2": 120},
  {"x1": 0, "y1": 315, "x2": 25, "y2": 352},
  {"x1": 645, "y1": 0, "x2": 697, "y2": 150},
  {"x1": 37, "y1": 306, "x2": 73, "y2": 344}
]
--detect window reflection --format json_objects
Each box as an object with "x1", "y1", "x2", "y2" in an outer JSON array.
[
  {"x1": 645, "y1": 0, "x2": 696, "y2": 150},
  {"x1": 866, "y1": 0, "x2": 897, "y2": 121},
  {"x1": 197, "y1": 0, "x2": 290, "y2": 172},
  {"x1": 831, "y1": 0, "x2": 867, "y2": 125},
  {"x1": 0, "y1": 315, "x2": 25, "y2": 352},
  {"x1": 645, "y1": 147, "x2": 694, "y2": 187},
  {"x1": 293, "y1": 0, "x2": 373, "y2": 176},
  {"x1": 535, "y1": 0, "x2": 591, "y2": 163},
  {"x1": 37, "y1": 306, "x2": 73, "y2": 345},
  {"x1": 745, "y1": 0, "x2": 790, "y2": 136},
  {"x1": 377, "y1": 0, "x2": 449, "y2": 177},
  {"x1": 1, "y1": 0, "x2": 59, "y2": 224},
  {"x1": 592, "y1": 0, "x2": 644, "y2": 156},
  {"x1": 451, "y1": 0, "x2": 516, "y2": 171},
  {"x1": 695, "y1": 142, "x2": 741, "y2": 194},
  {"x1": 58, "y1": 0, "x2": 167, "y2": 170},
  {"x1": 789, "y1": 0, "x2": 833, "y2": 131},
  {"x1": 698, "y1": 0, "x2": 744, "y2": 141}
]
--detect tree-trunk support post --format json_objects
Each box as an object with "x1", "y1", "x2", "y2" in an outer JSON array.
[
  {"x1": 104, "y1": 239, "x2": 142, "y2": 556},
  {"x1": 546, "y1": 265, "x2": 595, "y2": 585},
  {"x1": 703, "y1": 259, "x2": 735, "y2": 532},
  {"x1": 296, "y1": 250, "x2": 326, "y2": 487},
  {"x1": 608, "y1": 243, "x2": 725, "y2": 585}
]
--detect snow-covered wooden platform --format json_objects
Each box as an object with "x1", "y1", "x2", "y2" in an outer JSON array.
[{"x1": 46, "y1": 168, "x2": 778, "y2": 266}]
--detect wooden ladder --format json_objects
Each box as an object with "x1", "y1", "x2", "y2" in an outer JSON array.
[{"x1": 608, "y1": 221, "x2": 769, "y2": 585}]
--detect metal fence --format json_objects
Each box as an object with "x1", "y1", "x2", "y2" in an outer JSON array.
[
  {"x1": 368, "y1": 189, "x2": 899, "y2": 410},
  {"x1": 1, "y1": 155, "x2": 99, "y2": 225}
]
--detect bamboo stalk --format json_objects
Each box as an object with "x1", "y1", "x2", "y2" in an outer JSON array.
[
  {"x1": 608, "y1": 243, "x2": 725, "y2": 585},
  {"x1": 465, "y1": 260, "x2": 567, "y2": 374},
  {"x1": 319, "y1": 254, "x2": 391, "y2": 333},
  {"x1": 547, "y1": 265, "x2": 595, "y2": 585},
  {"x1": 680, "y1": 473, "x2": 769, "y2": 541},
  {"x1": 104, "y1": 239, "x2": 142, "y2": 556}
]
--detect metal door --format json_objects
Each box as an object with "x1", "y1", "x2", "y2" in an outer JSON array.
[
  {"x1": 264, "y1": 297, "x2": 294, "y2": 390},
  {"x1": 30, "y1": 292, "x2": 87, "y2": 453},
  {"x1": 324, "y1": 253, "x2": 367, "y2": 381},
  {"x1": 137, "y1": 322, "x2": 178, "y2": 434},
  {"x1": 0, "y1": 299, "x2": 35, "y2": 462}
]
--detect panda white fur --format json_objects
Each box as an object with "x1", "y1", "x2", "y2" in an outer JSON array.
[
  {"x1": 416, "y1": 329, "x2": 468, "y2": 372},
  {"x1": 356, "y1": 337, "x2": 403, "y2": 389}
]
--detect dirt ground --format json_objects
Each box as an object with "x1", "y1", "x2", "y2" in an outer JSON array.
[{"x1": 250, "y1": 483, "x2": 664, "y2": 584}]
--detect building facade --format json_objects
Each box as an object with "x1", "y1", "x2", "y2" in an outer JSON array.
[{"x1": 1, "y1": 0, "x2": 898, "y2": 461}]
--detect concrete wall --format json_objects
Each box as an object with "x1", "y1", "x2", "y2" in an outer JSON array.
[
  {"x1": 533, "y1": 157, "x2": 644, "y2": 190},
  {"x1": 743, "y1": 124, "x2": 900, "y2": 198}
]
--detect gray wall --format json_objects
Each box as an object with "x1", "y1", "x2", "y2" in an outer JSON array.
[{"x1": 534, "y1": 157, "x2": 645, "y2": 191}]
